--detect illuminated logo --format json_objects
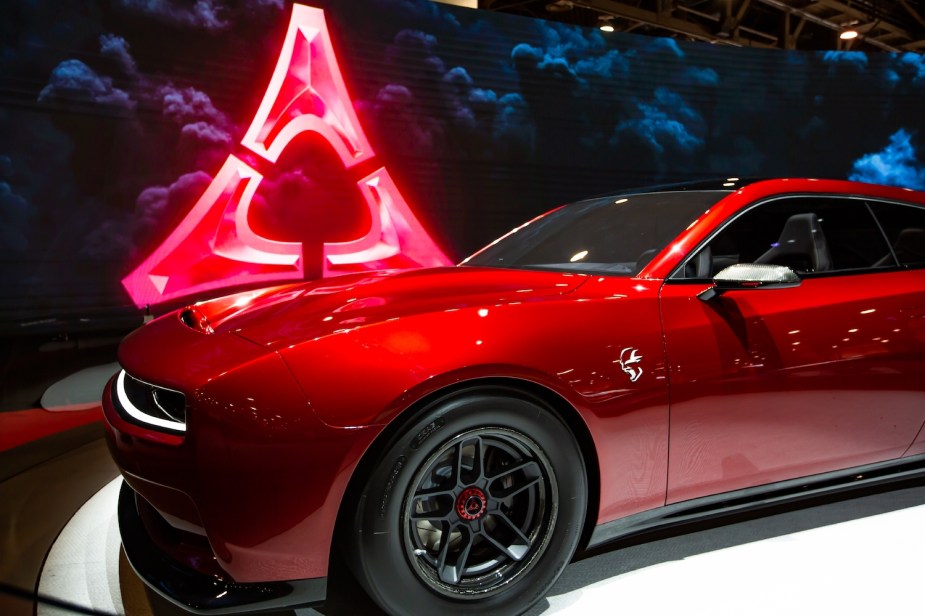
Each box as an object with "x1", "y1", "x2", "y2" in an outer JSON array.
[
  {"x1": 122, "y1": 4, "x2": 451, "y2": 308},
  {"x1": 618, "y1": 347, "x2": 644, "y2": 383}
]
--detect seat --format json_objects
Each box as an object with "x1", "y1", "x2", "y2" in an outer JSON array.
[
  {"x1": 634, "y1": 248, "x2": 659, "y2": 274},
  {"x1": 892, "y1": 228, "x2": 925, "y2": 265},
  {"x1": 693, "y1": 245, "x2": 712, "y2": 278},
  {"x1": 755, "y1": 213, "x2": 832, "y2": 273},
  {"x1": 873, "y1": 228, "x2": 925, "y2": 267},
  {"x1": 683, "y1": 245, "x2": 713, "y2": 278}
]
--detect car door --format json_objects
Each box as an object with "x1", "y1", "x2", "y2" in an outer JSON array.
[
  {"x1": 659, "y1": 195, "x2": 925, "y2": 504},
  {"x1": 868, "y1": 199, "x2": 925, "y2": 456}
]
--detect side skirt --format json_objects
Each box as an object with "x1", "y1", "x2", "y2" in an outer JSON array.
[{"x1": 588, "y1": 453, "x2": 925, "y2": 550}]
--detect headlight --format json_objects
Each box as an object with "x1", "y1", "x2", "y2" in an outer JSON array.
[{"x1": 114, "y1": 370, "x2": 187, "y2": 433}]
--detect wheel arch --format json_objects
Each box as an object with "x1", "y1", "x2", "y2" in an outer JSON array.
[{"x1": 330, "y1": 376, "x2": 601, "y2": 571}]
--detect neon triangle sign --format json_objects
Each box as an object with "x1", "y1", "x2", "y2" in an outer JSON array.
[{"x1": 122, "y1": 4, "x2": 451, "y2": 308}]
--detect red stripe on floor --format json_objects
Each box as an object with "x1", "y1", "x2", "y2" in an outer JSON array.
[{"x1": 0, "y1": 407, "x2": 103, "y2": 453}]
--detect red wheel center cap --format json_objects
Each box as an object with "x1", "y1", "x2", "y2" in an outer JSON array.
[{"x1": 456, "y1": 487, "x2": 487, "y2": 521}]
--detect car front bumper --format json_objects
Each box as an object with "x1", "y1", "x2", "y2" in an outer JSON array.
[{"x1": 118, "y1": 480, "x2": 326, "y2": 614}]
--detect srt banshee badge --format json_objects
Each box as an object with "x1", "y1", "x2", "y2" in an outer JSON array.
[{"x1": 618, "y1": 347, "x2": 643, "y2": 383}]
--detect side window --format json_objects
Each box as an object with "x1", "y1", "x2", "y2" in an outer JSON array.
[
  {"x1": 868, "y1": 201, "x2": 925, "y2": 267},
  {"x1": 676, "y1": 197, "x2": 894, "y2": 279}
]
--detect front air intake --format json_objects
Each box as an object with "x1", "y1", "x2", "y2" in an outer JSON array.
[{"x1": 114, "y1": 370, "x2": 187, "y2": 433}]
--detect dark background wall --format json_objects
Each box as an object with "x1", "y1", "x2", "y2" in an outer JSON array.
[{"x1": 3, "y1": 0, "x2": 925, "y2": 328}]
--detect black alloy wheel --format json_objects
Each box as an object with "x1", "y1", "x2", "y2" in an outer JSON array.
[
  {"x1": 403, "y1": 427, "x2": 556, "y2": 596},
  {"x1": 348, "y1": 393, "x2": 587, "y2": 616}
]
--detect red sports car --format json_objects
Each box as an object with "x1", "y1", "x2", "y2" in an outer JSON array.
[{"x1": 103, "y1": 178, "x2": 925, "y2": 615}]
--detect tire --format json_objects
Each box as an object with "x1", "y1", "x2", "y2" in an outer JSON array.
[{"x1": 347, "y1": 393, "x2": 587, "y2": 616}]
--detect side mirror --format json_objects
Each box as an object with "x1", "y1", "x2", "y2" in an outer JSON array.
[{"x1": 698, "y1": 263, "x2": 801, "y2": 301}]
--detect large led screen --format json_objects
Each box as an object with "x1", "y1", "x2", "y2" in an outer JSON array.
[{"x1": 2, "y1": 0, "x2": 925, "y2": 322}]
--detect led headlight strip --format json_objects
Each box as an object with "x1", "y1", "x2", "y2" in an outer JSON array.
[{"x1": 116, "y1": 370, "x2": 187, "y2": 432}]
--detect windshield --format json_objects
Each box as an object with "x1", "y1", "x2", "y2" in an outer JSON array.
[{"x1": 463, "y1": 191, "x2": 728, "y2": 276}]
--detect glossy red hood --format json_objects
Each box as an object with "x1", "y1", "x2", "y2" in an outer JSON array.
[{"x1": 188, "y1": 267, "x2": 589, "y2": 348}]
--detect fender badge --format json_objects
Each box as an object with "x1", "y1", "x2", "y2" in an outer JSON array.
[{"x1": 618, "y1": 347, "x2": 644, "y2": 383}]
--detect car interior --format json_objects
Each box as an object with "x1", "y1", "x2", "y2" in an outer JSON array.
[{"x1": 676, "y1": 199, "x2": 925, "y2": 280}]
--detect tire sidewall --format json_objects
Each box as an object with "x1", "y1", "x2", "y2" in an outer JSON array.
[{"x1": 353, "y1": 393, "x2": 586, "y2": 616}]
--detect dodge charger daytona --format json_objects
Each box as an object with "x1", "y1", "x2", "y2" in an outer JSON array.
[{"x1": 103, "y1": 178, "x2": 925, "y2": 615}]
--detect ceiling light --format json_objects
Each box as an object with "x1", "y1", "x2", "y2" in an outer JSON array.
[
  {"x1": 598, "y1": 15, "x2": 615, "y2": 32},
  {"x1": 839, "y1": 21, "x2": 860, "y2": 40}
]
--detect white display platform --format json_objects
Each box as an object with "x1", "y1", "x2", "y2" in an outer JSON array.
[
  {"x1": 40, "y1": 363, "x2": 120, "y2": 412},
  {"x1": 38, "y1": 478, "x2": 925, "y2": 616},
  {"x1": 38, "y1": 478, "x2": 124, "y2": 616},
  {"x1": 531, "y1": 500, "x2": 925, "y2": 615}
]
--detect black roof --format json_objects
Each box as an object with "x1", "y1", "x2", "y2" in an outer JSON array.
[{"x1": 619, "y1": 177, "x2": 768, "y2": 194}]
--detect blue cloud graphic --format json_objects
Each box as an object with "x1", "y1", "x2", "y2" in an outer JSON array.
[
  {"x1": 511, "y1": 43, "x2": 543, "y2": 65},
  {"x1": 890, "y1": 52, "x2": 925, "y2": 85},
  {"x1": 821, "y1": 50, "x2": 868, "y2": 69},
  {"x1": 849, "y1": 129, "x2": 925, "y2": 189},
  {"x1": 574, "y1": 50, "x2": 629, "y2": 79},
  {"x1": 100, "y1": 34, "x2": 138, "y2": 76},
  {"x1": 612, "y1": 88, "x2": 705, "y2": 155},
  {"x1": 116, "y1": 0, "x2": 227, "y2": 31},
  {"x1": 647, "y1": 37, "x2": 685, "y2": 60},
  {"x1": 682, "y1": 66, "x2": 719, "y2": 87},
  {"x1": 38, "y1": 59, "x2": 135, "y2": 109},
  {"x1": 159, "y1": 85, "x2": 227, "y2": 126}
]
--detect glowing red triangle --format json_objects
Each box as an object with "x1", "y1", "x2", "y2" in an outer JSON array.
[{"x1": 122, "y1": 4, "x2": 451, "y2": 308}]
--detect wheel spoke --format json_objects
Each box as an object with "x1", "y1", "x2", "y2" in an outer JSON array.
[
  {"x1": 488, "y1": 459, "x2": 539, "y2": 481},
  {"x1": 490, "y1": 474, "x2": 541, "y2": 500},
  {"x1": 482, "y1": 513, "x2": 531, "y2": 561},
  {"x1": 487, "y1": 460, "x2": 541, "y2": 499},
  {"x1": 451, "y1": 441, "x2": 464, "y2": 487},
  {"x1": 471, "y1": 436, "x2": 484, "y2": 482},
  {"x1": 409, "y1": 493, "x2": 454, "y2": 520},
  {"x1": 414, "y1": 484, "x2": 456, "y2": 499},
  {"x1": 453, "y1": 436, "x2": 483, "y2": 486},
  {"x1": 437, "y1": 524, "x2": 473, "y2": 585}
]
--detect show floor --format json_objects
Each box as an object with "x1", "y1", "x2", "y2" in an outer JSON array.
[
  {"x1": 6, "y1": 426, "x2": 925, "y2": 616},
  {"x1": 0, "y1": 423, "x2": 119, "y2": 616}
]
